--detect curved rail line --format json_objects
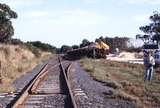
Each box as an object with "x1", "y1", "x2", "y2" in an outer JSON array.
[
  {"x1": 11, "y1": 63, "x2": 49, "y2": 108},
  {"x1": 58, "y1": 57, "x2": 77, "y2": 108},
  {"x1": 10, "y1": 56, "x2": 77, "y2": 108}
]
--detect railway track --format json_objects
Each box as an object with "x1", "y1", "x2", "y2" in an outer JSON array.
[{"x1": 10, "y1": 56, "x2": 77, "y2": 108}]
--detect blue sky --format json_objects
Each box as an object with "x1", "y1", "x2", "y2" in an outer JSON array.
[{"x1": 0, "y1": 0, "x2": 160, "y2": 47}]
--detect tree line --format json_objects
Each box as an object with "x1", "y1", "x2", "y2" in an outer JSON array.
[
  {"x1": 60, "y1": 36, "x2": 129, "y2": 53},
  {"x1": 0, "y1": 3, "x2": 160, "y2": 55}
]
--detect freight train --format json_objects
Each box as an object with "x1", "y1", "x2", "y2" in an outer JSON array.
[{"x1": 65, "y1": 41, "x2": 109, "y2": 59}]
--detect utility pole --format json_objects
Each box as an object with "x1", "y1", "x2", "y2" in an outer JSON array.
[{"x1": 93, "y1": 47, "x2": 96, "y2": 59}]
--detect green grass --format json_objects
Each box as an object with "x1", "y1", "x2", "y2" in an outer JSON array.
[{"x1": 80, "y1": 58, "x2": 160, "y2": 108}]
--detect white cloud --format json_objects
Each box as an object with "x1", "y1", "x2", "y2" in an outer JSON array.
[
  {"x1": 82, "y1": 0, "x2": 101, "y2": 4},
  {"x1": 132, "y1": 14, "x2": 149, "y2": 22},
  {"x1": 0, "y1": 0, "x2": 45, "y2": 8},
  {"x1": 128, "y1": 0, "x2": 160, "y2": 4},
  {"x1": 23, "y1": 11, "x2": 49, "y2": 18},
  {"x1": 61, "y1": 9, "x2": 110, "y2": 25},
  {"x1": 21, "y1": 9, "x2": 110, "y2": 25},
  {"x1": 13, "y1": 9, "x2": 111, "y2": 47}
]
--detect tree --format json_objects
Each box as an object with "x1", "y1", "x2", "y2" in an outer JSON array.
[
  {"x1": 72, "y1": 45, "x2": 79, "y2": 49},
  {"x1": 136, "y1": 11, "x2": 160, "y2": 45},
  {"x1": 26, "y1": 41, "x2": 57, "y2": 53},
  {"x1": 80, "y1": 39, "x2": 90, "y2": 48},
  {"x1": 60, "y1": 45, "x2": 72, "y2": 53},
  {"x1": 0, "y1": 3, "x2": 17, "y2": 42},
  {"x1": 99, "y1": 36, "x2": 106, "y2": 42},
  {"x1": 98, "y1": 36, "x2": 129, "y2": 53}
]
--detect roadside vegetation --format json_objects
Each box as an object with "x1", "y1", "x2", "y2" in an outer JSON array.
[
  {"x1": 80, "y1": 58, "x2": 160, "y2": 108},
  {"x1": 0, "y1": 3, "x2": 56, "y2": 93},
  {"x1": 0, "y1": 44, "x2": 52, "y2": 92}
]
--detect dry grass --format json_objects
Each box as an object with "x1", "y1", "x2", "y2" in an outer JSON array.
[
  {"x1": 0, "y1": 44, "x2": 52, "y2": 93},
  {"x1": 80, "y1": 58, "x2": 160, "y2": 108}
]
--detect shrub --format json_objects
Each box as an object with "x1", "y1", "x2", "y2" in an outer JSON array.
[
  {"x1": 25, "y1": 43, "x2": 41, "y2": 57},
  {"x1": 26, "y1": 41, "x2": 57, "y2": 53},
  {"x1": 11, "y1": 38, "x2": 24, "y2": 45}
]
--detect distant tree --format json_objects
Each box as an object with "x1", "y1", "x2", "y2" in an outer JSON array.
[
  {"x1": 80, "y1": 39, "x2": 90, "y2": 48},
  {"x1": 136, "y1": 11, "x2": 160, "y2": 45},
  {"x1": 0, "y1": 3, "x2": 18, "y2": 43},
  {"x1": 56, "y1": 48, "x2": 61, "y2": 54},
  {"x1": 25, "y1": 42, "x2": 41, "y2": 57},
  {"x1": 95, "y1": 38, "x2": 100, "y2": 43},
  {"x1": 99, "y1": 36, "x2": 106, "y2": 42},
  {"x1": 60, "y1": 45, "x2": 72, "y2": 53},
  {"x1": 26, "y1": 41, "x2": 57, "y2": 53},
  {"x1": 11, "y1": 38, "x2": 24, "y2": 45},
  {"x1": 72, "y1": 45, "x2": 79, "y2": 49},
  {"x1": 103, "y1": 36, "x2": 129, "y2": 53}
]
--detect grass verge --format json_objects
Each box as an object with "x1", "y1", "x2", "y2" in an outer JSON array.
[{"x1": 80, "y1": 58, "x2": 160, "y2": 108}]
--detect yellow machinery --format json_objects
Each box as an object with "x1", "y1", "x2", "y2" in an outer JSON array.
[
  {"x1": 95, "y1": 41, "x2": 109, "y2": 50},
  {"x1": 93, "y1": 41, "x2": 109, "y2": 58}
]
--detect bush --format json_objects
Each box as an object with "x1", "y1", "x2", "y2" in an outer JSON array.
[
  {"x1": 26, "y1": 41, "x2": 57, "y2": 53},
  {"x1": 25, "y1": 43, "x2": 41, "y2": 57},
  {"x1": 60, "y1": 45, "x2": 72, "y2": 53},
  {"x1": 11, "y1": 38, "x2": 24, "y2": 45}
]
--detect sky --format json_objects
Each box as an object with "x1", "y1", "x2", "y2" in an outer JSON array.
[{"x1": 0, "y1": 0, "x2": 160, "y2": 47}]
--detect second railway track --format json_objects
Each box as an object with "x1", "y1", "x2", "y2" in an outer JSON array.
[{"x1": 11, "y1": 56, "x2": 77, "y2": 108}]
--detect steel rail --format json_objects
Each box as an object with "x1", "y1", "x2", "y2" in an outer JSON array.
[
  {"x1": 11, "y1": 63, "x2": 49, "y2": 108},
  {"x1": 10, "y1": 56, "x2": 77, "y2": 108},
  {"x1": 58, "y1": 56, "x2": 78, "y2": 108},
  {"x1": 66, "y1": 63, "x2": 78, "y2": 108}
]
